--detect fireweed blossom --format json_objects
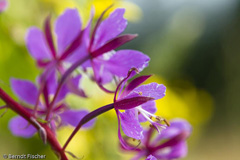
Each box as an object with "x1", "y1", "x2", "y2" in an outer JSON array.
[
  {"x1": 113, "y1": 69, "x2": 167, "y2": 149},
  {"x1": 26, "y1": 7, "x2": 149, "y2": 94},
  {"x1": 69, "y1": 7, "x2": 150, "y2": 87},
  {"x1": 0, "y1": 5, "x2": 193, "y2": 160},
  {"x1": 125, "y1": 119, "x2": 192, "y2": 160},
  {"x1": 8, "y1": 73, "x2": 94, "y2": 138},
  {"x1": 26, "y1": 8, "x2": 84, "y2": 71}
]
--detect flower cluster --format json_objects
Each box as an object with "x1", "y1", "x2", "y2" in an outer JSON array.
[
  {"x1": 122, "y1": 119, "x2": 192, "y2": 160},
  {"x1": 0, "y1": 6, "x2": 192, "y2": 160}
]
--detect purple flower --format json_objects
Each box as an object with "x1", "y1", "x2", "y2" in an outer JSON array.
[
  {"x1": 113, "y1": 69, "x2": 167, "y2": 149},
  {"x1": 8, "y1": 74, "x2": 94, "y2": 138},
  {"x1": 128, "y1": 119, "x2": 192, "y2": 160},
  {"x1": 0, "y1": 0, "x2": 8, "y2": 13},
  {"x1": 26, "y1": 8, "x2": 83, "y2": 70},
  {"x1": 71, "y1": 8, "x2": 150, "y2": 85}
]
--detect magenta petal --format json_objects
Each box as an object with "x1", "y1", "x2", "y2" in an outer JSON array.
[
  {"x1": 92, "y1": 8, "x2": 127, "y2": 50},
  {"x1": 66, "y1": 10, "x2": 92, "y2": 63},
  {"x1": 9, "y1": 116, "x2": 37, "y2": 138},
  {"x1": 59, "y1": 110, "x2": 95, "y2": 128},
  {"x1": 155, "y1": 142, "x2": 187, "y2": 159},
  {"x1": 55, "y1": 83, "x2": 69, "y2": 103},
  {"x1": 146, "y1": 155, "x2": 157, "y2": 160},
  {"x1": 10, "y1": 78, "x2": 38, "y2": 105},
  {"x1": 26, "y1": 27, "x2": 51, "y2": 60},
  {"x1": 121, "y1": 75, "x2": 152, "y2": 98},
  {"x1": 92, "y1": 58, "x2": 113, "y2": 84},
  {"x1": 37, "y1": 68, "x2": 56, "y2": 94},
  {"x1": 94, "y1": 50, "x2": 150, "y2": 84},
  {"x1": 138, "y1": 101, "x2": 156, "y2": 122},
  {"x1": 167, "y1": 142, "x2": 187, "y2": 159},
  {"x1": 107, "y1": 50, "x2": 149, "y2": 76},
  {"x1": 127, "y1": 83, "x2": 166, "y2": 100},
  {"x1": 159, "y1": 119, "x2": 192, "y2": 140},
  {"x1": 116, "y1": 110, "x2": 136, "y2": 150},
  {"x1": 55, "y1": 8, "x2": 81, "y2": 55},
  {"x1": 66, "y1": 75, "x2": 87, "y2": 97},
  {"x1": 66, "y1": 39, "x2": 89, "y2": 64},
  {"x1": 119, "y1": 110, "x2": 143, "y2": 140}
]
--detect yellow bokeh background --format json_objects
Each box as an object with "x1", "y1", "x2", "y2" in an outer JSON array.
[{"x1": 1, "y1": 0, "x2": 239, "y2": 160}]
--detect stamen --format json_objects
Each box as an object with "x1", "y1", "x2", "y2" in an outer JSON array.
[
  {"x1": 156, "y1": 116, "x2": 163, "y2": 122},
  {"x1": 164, "y1": 119, "x2": 170, "y2": 127},
  {"x1": 149, "y1": 124, "x2": 154, "y2": 128},
  {"x1": 137, "y1": 107, "x2": 157, "y2": 118},
  {"x1": 156, "y1": 116, "x2": 170, "y2": 127},
  {"x1": 138, "y1": 92, "x2": 143, "y2": 95}
]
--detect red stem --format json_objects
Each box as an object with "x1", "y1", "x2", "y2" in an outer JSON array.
[{"x1": 0, "y1": 88, "x2": 68, "y2": 160}]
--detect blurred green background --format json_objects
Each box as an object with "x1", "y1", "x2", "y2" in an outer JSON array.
[{"x1": 0, "y1": 0, "x2": 239, "y2": 159}]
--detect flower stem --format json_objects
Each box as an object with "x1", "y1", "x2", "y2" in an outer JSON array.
[
  {"x1": 45, "y1": 54, "x2": 91, "y2": 121},
  {"x1": 62, "y1": 103, "x2": 114, "y2": 150},
  {"x1": 0, "y1": 88, "x2": 68, "y2": 160}
]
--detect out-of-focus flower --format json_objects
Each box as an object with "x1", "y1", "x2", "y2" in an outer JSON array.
[
  {"x1": 27, "y1": 7, "x2": 147, "y2": 88},
  {"x1": 113, "y1": 69, "x2": 167, "y2": 149},
  {"x1": 0, "y1": 0, "x2": 8, "y2": 13},
  {"x1": 26, "y1": 8, "x2": 83, "y2": 70},
  {"x1": 81, "y1": 8, "x2": 149, "y2": 85},
  {"x1": 62, "y1": 7, "x2": 148, "y2": 87},
  {"x1": 8, "y1": 73, "x2": 94, "y2": 138},
  {"x1": 124, "y1": 119, "x2": 192, "y2": 160}
]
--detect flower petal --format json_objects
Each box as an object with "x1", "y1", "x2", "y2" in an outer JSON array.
[
  {"x1": 55, "y1": 8, "x2": 82, "y2": 55},
  {"x1": 26, "y1": 27, "x2": 51, "y2": 60},
  {"x1": 138, "y1": 101, "x2": 156, "y2": 122},
  {"x1": 59, "y1": 110, "x2": 95, "y2": 128},
  {"x1": 92, "y1": 8, "x2": 127, "y2": 50},
  {"x1": 66, "y1": 75, "x2": 87, "y2": 97},
  {"x1": 55, "y1": 83, "x2": 69, "y2": 103},
  {"x1": 158, "y1": 119, "x2": 192, "y2": 140},
  {"x1": 10, "y1": 78, "x2": 38, "y2": 105},
  {"x1": 66, "y1": 8, "x2": 93, "y2": 64},
  {"x1": 94, "y1": 50, "x2": 150, "y2": 83},
  {"x1": 119, "y1": 110, "x2": 143, "y2": 140},
  {"x1": 116, "y1": 110, "x2": 138, "y2": 150},
  {"x1": 127, "y1": 83, "x2": 166, "y2": 100},
  {"x1": 121, "y1": 75, "x2": 152, "y2": 98},
  {"x1": 9, "y1": 116, "x2": 37, "y2": 138},
  {"x1": 155, "y1": 142, "x2": 187, "y2": 160},
  {"x1": 92, "y1": 58, "x2": 113, "y2": 84},
  {"x1": 107, "y1": 50, "x2": 149, "y2": 76},
  {"x1": 146, "y1": 155, "x2": 157, "y2": 160},
  {"x1": 167, "y1": 142, "x2": 188, "y2": 159}
]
